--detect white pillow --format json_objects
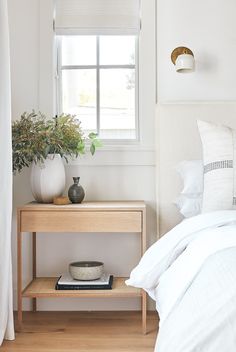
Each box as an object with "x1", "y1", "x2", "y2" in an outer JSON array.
[
  {"x1": 176, "y1": 160, "x2": 203, "y2": 195},
  {"x1": 197, "y1": 120, "x2": 236, "y2": 212},
  {"x1": 175, "y1": 160, "x2": 203, "y2": 217},
  {"x1": 174, "y1": 194, "x2": 202, "y2": 218}
]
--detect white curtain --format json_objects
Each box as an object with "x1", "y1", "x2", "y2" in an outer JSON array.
[{"x1": 0, "y1": 0, "x2": 15, "y2": 344}]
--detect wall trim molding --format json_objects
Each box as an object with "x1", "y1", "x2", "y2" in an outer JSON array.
[
  {"x1": 67, "y1": 149, "x2": 156, "y2": 167},
  {"x1": 158, "y1": 101, "x2": 236, "y2": 105}
]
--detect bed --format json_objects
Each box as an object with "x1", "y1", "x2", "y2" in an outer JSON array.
[
  {"x1": 128, "y1": 210, "x2": 236, "y2": 351},
  {"x1": 127, "y1": 110, "x2": 236, "y2": 351}
]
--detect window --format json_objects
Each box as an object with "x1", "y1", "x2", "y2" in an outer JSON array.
[{"x1": 56, "y1": 35, "x2": 138, "y2": 140}]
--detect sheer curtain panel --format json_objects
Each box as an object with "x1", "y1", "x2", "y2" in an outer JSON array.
[{"x1": 0, "y1": 0, "x2": 14, "y2": 344}]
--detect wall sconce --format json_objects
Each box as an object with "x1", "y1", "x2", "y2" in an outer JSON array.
[{"x1": 171, "y1": 47, "x2": 195, "y2": 73}]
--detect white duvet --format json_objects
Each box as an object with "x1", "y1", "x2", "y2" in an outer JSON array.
[{"x1": 126, "y1": 210, "x2": 236, "y2": 352}]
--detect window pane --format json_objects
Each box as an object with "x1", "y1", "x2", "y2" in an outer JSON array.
[
  {"x1": 100, "y1": 36, "x2": 135, "y2": 65},
  {"x1": 100, "y1": 69, "x2": 136, "y2": 139},
  {"x1": 61, "y1": 36, "x2": 96, "y2": 66},
  {"x1": 61, "y1": 69, "x2": 97, "y2": 132}
]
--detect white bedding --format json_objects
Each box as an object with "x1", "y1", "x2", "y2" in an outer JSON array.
[{"x1": 126, "y1": 211, "x2": 236, "y2": 351}]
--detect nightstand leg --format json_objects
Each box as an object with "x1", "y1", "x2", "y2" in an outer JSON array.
[
  {"x1": 32, "y1": 232, "x2": 37, "y2": 312},
  {"x1": 141, "y1": 208, "x2": 147, "y2": 334},
  {"x1": 142, "y1": 290, "x2": 147, "y2": 334},
  {"x1": 17, "y1": 229, "x2": 22, "y2": 329}
]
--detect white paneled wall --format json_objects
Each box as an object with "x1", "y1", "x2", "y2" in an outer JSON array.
[
  {"x1": 9, "y1": 0, "x2": 157, "y2": 311},
  {"x1": 10, "y1": 0, "x2": 236, "y2": 312},
  {"x1": 157, "y1": 0, "x2": 236, "y2": 102},
  {"x1": 156, "y1": 1, "x2": 236, "y2": 235},
  {"x1": 157, "y1": 103, "x2": 236, "y2": 235}
]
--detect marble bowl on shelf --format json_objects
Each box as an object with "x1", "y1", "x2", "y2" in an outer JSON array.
[{"x1": 69, "y1": 261, "x2": 104, "y2": 281}]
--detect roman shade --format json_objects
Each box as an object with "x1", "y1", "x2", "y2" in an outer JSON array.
[{"x1": 54, "y1": 0, "x2": 141, "y2": 35}]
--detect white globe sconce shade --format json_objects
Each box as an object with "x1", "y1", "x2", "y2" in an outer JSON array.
[
  {"x1": 175, "y1": 53, "x2": 194, "y2": 72},
  {"x1": 171, "y1": 47, "x2": 195, "y2": 73}
]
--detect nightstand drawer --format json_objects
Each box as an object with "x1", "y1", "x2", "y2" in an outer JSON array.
[{"x1": 20, "y1": 210, "x2": 142, "y2": 233}]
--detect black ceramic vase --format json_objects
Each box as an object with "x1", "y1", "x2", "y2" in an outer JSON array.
[{"x1": 68, "y1": 177, "x2": 85, "y2": 203}]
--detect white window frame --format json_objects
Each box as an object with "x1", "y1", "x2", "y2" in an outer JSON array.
[
  {"x1": 39, "y1": 0, "x2": 156, "y2": 166},
  {"x1": 56, "y1": 35, "x2": 140, "y2": 143}
]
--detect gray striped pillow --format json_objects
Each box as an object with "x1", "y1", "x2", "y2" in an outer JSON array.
[{"x1": 197, "y1": 120, "x2": 236, "y2": 213}]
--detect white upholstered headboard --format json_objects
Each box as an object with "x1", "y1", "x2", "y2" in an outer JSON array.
[{"x1": 157, "y1": 103, "x2": 236, "y2": 236}]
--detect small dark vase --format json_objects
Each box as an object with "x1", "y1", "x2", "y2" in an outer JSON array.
[{"x1": 68, "y1": 177, "x2": 85, "y2": 204}]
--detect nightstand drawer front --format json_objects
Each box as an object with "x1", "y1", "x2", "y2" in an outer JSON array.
[{"x1": 20, "y1": 211, "x2": 142, "y2": 232}]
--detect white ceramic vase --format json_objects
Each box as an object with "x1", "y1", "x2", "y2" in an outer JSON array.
[{"x1": 30, "y1": 154, "x2": 65, "y2": 203}]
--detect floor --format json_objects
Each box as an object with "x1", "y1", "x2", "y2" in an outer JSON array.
[{"x1": 1, "y1": 311, "x2": 158, "y2": 352}]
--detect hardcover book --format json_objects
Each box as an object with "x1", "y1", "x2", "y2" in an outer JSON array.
[{"x1": 55, "y1": 273, "x2": 113, "y2": 290}]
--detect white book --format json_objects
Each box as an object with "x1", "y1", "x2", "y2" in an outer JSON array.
[{"x1": 58, "y1": 273, "x2": 112, "y2": 286}]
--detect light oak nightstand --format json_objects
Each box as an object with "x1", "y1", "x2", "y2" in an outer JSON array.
[{"x1": 17, "y1": 201, "x2": 147, "y2": 333}]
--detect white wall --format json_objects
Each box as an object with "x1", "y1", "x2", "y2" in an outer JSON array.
[
  {"x1": 10, "y1": 0, "x2": 236, "y2": 313},
  {"x1": 156, "y1": 0, "x2": 236, "y2": 235},
  {"x1": 157, "y1": 0, "x2": 236, "y2": 102},
  {"x1": 157, "y1": 103, "x2": 236, "y2": 235},
  {"x1": 9, "y1": 0, "x2": 157, "y2": 311}
]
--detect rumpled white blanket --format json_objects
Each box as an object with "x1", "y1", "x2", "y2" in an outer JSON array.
[{"x1": 126, "y1": 210, "x2": 236, "y2": 351}]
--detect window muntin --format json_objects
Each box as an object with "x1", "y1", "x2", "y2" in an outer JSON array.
[{"x1": 57, "y1": 35, "x2": 138, "y2": 140}]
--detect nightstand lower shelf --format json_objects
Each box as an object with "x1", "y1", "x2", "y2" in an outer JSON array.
[{"x1": 22, "y1": 277, "x2": 142, "y2": 298}]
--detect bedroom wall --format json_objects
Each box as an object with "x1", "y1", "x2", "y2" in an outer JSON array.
[
  {"x1": 156, "y1": 0, "x2": 236, "y2": 235},
  {"x1": 157, "y1": 103, "x2": 236, "y2": 235},
  {"x1": 10, "y1": 0, "x2": 236, "y2": 312},
  {"x1": 157, "y1": 0, "x2": 236, "y2": 102},
  {"x1": 8, "y1": 0, "x2": 157, "y2": 311}
]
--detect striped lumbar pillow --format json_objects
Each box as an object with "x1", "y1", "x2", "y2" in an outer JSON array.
[{"x1": 197, "y1": 120, "x2": 236, "y2": 213}]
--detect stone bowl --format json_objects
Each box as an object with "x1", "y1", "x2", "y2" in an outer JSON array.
[{"x1": 69, "y1": 261, "x2": 104, "y2": 281}]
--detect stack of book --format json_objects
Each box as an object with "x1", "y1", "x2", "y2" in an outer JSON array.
[{"x1": 55, "y1": 273, "x2": 113, "y2": 290}]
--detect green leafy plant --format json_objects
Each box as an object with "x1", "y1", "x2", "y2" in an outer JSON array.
[{"x1": 12, "y1": 111, "x2": 102, "y2": 173}]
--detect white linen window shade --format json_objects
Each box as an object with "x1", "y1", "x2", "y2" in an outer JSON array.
[{"x1": 54, "y1": 0, "x2": 140, "y2": 35}]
